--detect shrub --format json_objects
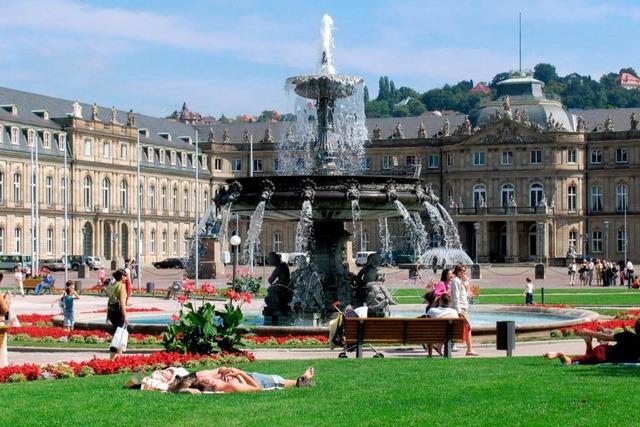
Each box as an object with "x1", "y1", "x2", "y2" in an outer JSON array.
[
  {"x1": 69, "y1": 335, "x2": 85, "y2": 343},
  {"x1": 7, "y1": 374, "x2": 27, "y2": 383},
  {"x1": 84, "y1": 335, "x2": 100, "y2": 344},
  {"x1": 143, "y1": 336, "x2": 158, "y2": 345},
  {"x1": 78, "y1": 366, "x2": 95, "y2": 377}
]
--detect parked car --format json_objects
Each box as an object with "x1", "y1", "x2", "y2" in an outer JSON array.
[
  {"x1": 39, "y1": 258, "x2": 68, "y2": 272},
  {"x1": 355, "y1": 251, "x2": 377, "y2": 266},
  {"x1": 153, "y1": 258, "x2": 184, "y2": 269},
  {"x1": 64, "y1": 255, "x2": 86, "y2": 271},
  {"x1": 0, "y1": 254, "x2": 32, "y2": 270},
  {"x1": 86, "y1": 256, "x2": 102, "y2": 270}
]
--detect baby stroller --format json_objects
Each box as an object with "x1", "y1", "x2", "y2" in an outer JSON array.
[{"x1": 329, "y1": 306, "x2": 384, "y2": 359}]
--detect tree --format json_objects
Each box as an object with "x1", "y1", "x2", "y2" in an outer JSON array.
[
  {"x1": 533, "y1": 63, "x2": 558, "y2": 84},
  {"x1": 377, "y1": 76, "x2": 390, "y2": 101},
  {"x1": 257, "y1": 110, "x2": 280, "y2": 122},
  {"x1": 490, "y1": 72, "x2": 510, "y2": 88},
  {"x1": 599, "y1": 73, "x2": 619, "y2": 90},
  {"x1": 365, "y1": 99, "x2": 390, "y2": 118},
  {"x1": 364, "y1": 86, "x2": 370, "y2": 104},
  {"x1": 619, "y1": 67, "x2": 638, "y2": 77},
  {"x1": 406, "y1": 98, "x2": 426, "y2": 116}
]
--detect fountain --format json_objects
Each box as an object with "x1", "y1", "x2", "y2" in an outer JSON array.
[{"x1": 213, "y1": 15, "x2": 469, "y2": 325}]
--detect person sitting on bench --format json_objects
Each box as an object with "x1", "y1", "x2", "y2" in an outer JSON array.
[
  {"x1": 544, "y1": 320, "x2": 640, "y2": 365},
  {"x1": 34, "y1": 270, "x2": 55, "y2": 295}
]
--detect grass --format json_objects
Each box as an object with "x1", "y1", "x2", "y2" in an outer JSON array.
[
  {"x1": 3, "y1": 357, "x2": 640, "y2": 426},
  {"x1": 391, "y1": 287, "x2": 640, "y2": 306}
]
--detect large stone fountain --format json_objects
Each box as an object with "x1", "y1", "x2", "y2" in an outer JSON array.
[{"x1": 214, "y1": 15, "x2": 471, "y2": 325}]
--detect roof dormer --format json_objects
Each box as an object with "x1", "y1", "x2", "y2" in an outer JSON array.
[
  {"x1": 32, "y1": 110, "x2": 50, "y2": 120},
  {"x1": 1, "y1": 104, "x2": 18, "y2": 116},
  {"x1": 179, "y1": 135, "x2": 192, "y2": 144},
  {"x1": 138, "y1": 128, "x2": 150, "y2": 138},
  {"x1": 158, "y1": 132, "x2": 172, "y2": 141}
]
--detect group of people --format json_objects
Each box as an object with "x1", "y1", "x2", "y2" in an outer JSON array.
[
  {"x1": 98, "y1": 260, "x2": 136, "y2": 306},
  {"x1": 11, "y1": 264, "x2": 56, "y2": 296},
  {"x1": 568, "y1": 258, "x2": 636, "y2": 288},
  {"x1": 423, "y1": 265, "x2": 478, "y2": 356}
]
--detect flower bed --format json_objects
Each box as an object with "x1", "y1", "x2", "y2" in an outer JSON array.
[
  {"x1": 17, "y1": 314, "x2": 54, "y2": 324},
  {"x1": 248, "y1": 335, "x2": 328, "y2": 346},
  {"x1": 88, "y1": 307, "x2": 164, "y2": 314},
  {"x1": 551, "y1": 309, "x2": 639, "y2": 337},
  {"x1": 0, "y1": 351, "x2": 254, "y2": 384}
]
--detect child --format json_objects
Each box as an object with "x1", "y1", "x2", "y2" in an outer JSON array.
[
  {"x1": 98, "y1": 266, "x2": 106, "y2": 287},
  {"x1": 524, "y1": 277, "x2": 534, "y2": 305},
  {"x1": 60, "y1": 281, "x2": 80, "y2": 331}
]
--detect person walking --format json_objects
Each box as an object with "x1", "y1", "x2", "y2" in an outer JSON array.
[
  {"x1": 587, "y1": 259, "x2": 594, "y2": 287},
  {"x1": 451, "y1": 265, "x2": 478, "y2": 356},
  {"x1": 60, "y1": 281, "x2": 80, "y2": 331},
  {"x1": 13, "y1": 266, "x2": 24, "y2": 296},
  {"x1": 524, "y1": 277, "x2": 535, "y2": 305},
  {"x1": 626, "y1": 259, "x2": 634, "y2": 289},
  {"x1": 568, "y1": 261, "x2": 577, "y2": 286},
  {"x1": 106, "y1": 270, "x2": 128, "y2": 360}
]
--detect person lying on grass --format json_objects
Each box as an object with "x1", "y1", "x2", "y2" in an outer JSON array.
[
  {"x1": 127, "y1": 366, "x2": 316, "y2": 394},
  {"x1": 544, "y1": 320, "x2": 640, "y2": 365}
]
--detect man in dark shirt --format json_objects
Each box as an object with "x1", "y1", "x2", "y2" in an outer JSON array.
[{"x1": 544, "y1": 320, "x2": 640, "y2": 365}]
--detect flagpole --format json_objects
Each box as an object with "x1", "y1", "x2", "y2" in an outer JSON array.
[
  {"x1": 35, "y1": 130, "x2": 39, "y2": 274},
  {"x1": 194, "y1": 129, "x2": 200, "y2": 290},
  {"x1": 136, "y1": 129, "x2": 142, "y2": 291},
  {"x1": 30, "y1": 133, "x2": 34, "y2": 275},
  {"x1": 63, "y1": 134, "x2": 68, "y2": 284}
]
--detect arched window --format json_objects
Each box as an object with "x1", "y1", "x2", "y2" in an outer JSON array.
[
  {"x1": 273, "y1": 231, "x2": 283, "y2": 252},
  {"x1": 173, "y1": 230, "x2": 178, "y2": 255},
  {"x1": 0, "y1": 227, "x2": 4, "y2": 253},
  {"x1": 183, "y1": 188, "x2": 189, "y2": 214},
  {"x1": 172, "y1": 186, "x2": 178, "y2": 212},
  {"x1": 15, "y1": 227, "x2": 21, "y2": 253},
  {"x1": 120, "y1": 180, "x2": 128, "y2": 210},
  {"x1": 45, "y1": 176, "x2": 53, "y2": 206},
  {"x1": 149, "y1": 185, "x2": 156, "y2": 211},
  {"x1": 616, "y1": 184, "x2": 628, "y2": 212},
  {"x1": 13, "y1": 172, "x2": 21, "y2": 203},
  {"x1": 501, "y1": 184, "x2": 515, "y2": 207},
  {"x1": 617, "y1": 228, "x2": 627, "y2": 253},
  {"x1": 591, "y1": 184, "x2": 603, "y2": 212},
  {"x1": 567, "y1": 184, "x2": 577, "y2": 212},
  {"x1": 47, "y1": 227, "x2": 54, "y2": 253},
  {"x1": 150, "y1": 230, "x2": 156, "y2": 254},
  {"x1": 83, "y1": 176, "x2": 92, "y2": 209},
  {"x1": 161, "y1": 230, "x2": 167, "y2": 254},
  {"x1": 472, "y1": 184, "x2": 486, "y2": 208},
  {"x1": 0, "y1": 171, "x2": 5, "y2": 202},
  {"x1": 161, "y1": 186, "x2": 167, "y2": 211},
  {"x1": 102, "y1": 177, "x2": 111, "y2": 209},
  {"x1": 529, "y1": 183, "x2": 544, "y2": 207}
]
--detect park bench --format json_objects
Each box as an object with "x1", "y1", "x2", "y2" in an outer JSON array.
[
  {"x1": 344, "y1": 317, "x2": 465, "y2": 358},
  {"x1": 23, "y1": 278, "x2": 56, "y2": 295}
]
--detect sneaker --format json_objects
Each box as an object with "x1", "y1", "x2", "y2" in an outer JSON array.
[{"x1": 451, "y1": 344, "x2": 460, "y2": 352}]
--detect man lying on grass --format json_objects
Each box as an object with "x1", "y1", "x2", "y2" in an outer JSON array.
[
  {"x1": 544, "y1": 320, "x2": 640, "y2": 365},
  {"x1": 127, "y1": 366, "x2": 315, "y2": 394}
]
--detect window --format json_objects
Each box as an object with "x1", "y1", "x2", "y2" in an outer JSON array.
[
  {"x1": 501, "y1": 151, "x2": 513, "y2": 165},
  {"x1": 382, "y1": 155, "x2": 393, "y2": 170},
  {"x1": 45, "y1": 176, "x2": 53, "y2": 206},
  {"x1": 253, "y1": 159, "x2": 263, "y2": 172},
  {"x1": 138, "y1": 184, "x2": 144, "y2": 210},
  {"x1": 181, "y1": 152, "x2": 187, "y2": 167},
  {"x1": 214, "y1": 158, "x2": 222, "y2": 171},
  {"x1": 0, "y1": 227, "x2": 3, "y2": 253},
  {"x1": 161, "y1": 186, "x2": 167, "y2": 211},
  {"x1": 173, "y1": 230, "x2": 178, "y2": 255},
  {"x1": 43, "y1": 132, "x2": 51, "y2": 149},
  {"x1": 203, "y1": 190, "x2": 209, "y2": 209},
  {"x1": 592, "y1": 230, "x2": 603, "y2": 253},
  {"x1": 201, "y1": 155, "x2": 207, "y2": 170},
  {"x1": 273, "y1": 232, "x2": 282, "y2": 252},
  {"x1": 530, "y1": 149, "x2": 542, "y2": 164},
  {"x1": 569, "y1": 230, "x2": 577, "y2": 249},
  {"x1": 83, "y1": 138, "x2": 91, "y2": 156},
  {"x1": 120, "y1": 180, "x2": 128, "y2": 210},
  {"x1": 427, "y1": 154, "x2": 439, "y2": 169},
  {"x1": 150, "y1": 230, "x2": 156, "y2": 254},
  {"x1": 191, "y1": 154, "x2": 196, "y2": 169},
  {"x1": 159, "y1": 149, "x2": 165, "y2": 164},
  {"x1": 568, "y1": 184, "x2": 577, "y2": 212},
  {"x1": 361, "y1": 231, "x2": 370, "y2": 251},
  {"x1": 529, "y1": 183, "x2": 544, "y2": 207},
  {"x1": 361, "y1": 156, "x2": 372, "y2": 170},
  {"x1": 61, "y1": 176, "x2": 67, "y2": 207},
  {"x1": 58, "y1": 134, "x2": 66, "y2": 151},
  {"x1": 273, "y1": 158, "x2": 281, "y2": 172},
  {"x1": 162, "y1": 230, "x2": 167, "y2": 254},
  {"x1": 83, "y1": 176, "x2": 92, "y2": 209},
  {"x1": 170, "y1": 151, "x2": 176, "y2": 165},
  {"x1": 591, "y1": 185, "x2": 603, "y2": 212},
  {"x1": 616, "y1": 184, "x2": 628, "y2": 212},
  {"x1": 102, "y1": 178, "x2": 110, "y2": 209},
  {"x1": 231, "y1": 159, "x2": 242, "y2": 172},
  {"x1": 10, "y1": 127, "x2": 19, "y2": 145},
  {"x1": 183, "y1": 189, "x2": 189, "y2": 213},
  {"x1": 149, "y1": 185, "x2": 156, "y2": 210},
  {"x1": 27, "y1": 129, "x2": 35, "y2": 147},
  {"x1": 12, "y1": 173, "x2": 20, "y2": 202},
  {"x1": 172, "y1": 187, "x2": 177, "y2": 212},
  {"x1": 473, "y1": 151, "x2": 485, "y2": 166},
  {"x1": 102, "y1": 142, "x2": 110, "y2": 158},
  {"x1": 567, "y1": 148, "x2": 577, "y2": 163},
  {"x1": 184, "y1": 232, "x2": 190, "y2": 254},
  {"x1": 405, "y1": 155, "x2": 417, "y2": 166},
  {"x1": 147, "y1": 147, "x2": 154, "y2": 163},
  {"x1": 501, "y1": 184, "x2": 515, "y2": 207},
  {"x1": 47, "y1": 228, "x2": 53, "y2": 253},
  {"x1": 15, "y1": 227, "x2": 21, "y2": 253},
  {"x1": 590, "y1": 149, "x2": 602, "y2": 164},
  {"x1": 0, "y1": 172, "x2": 4, "y2": 202},
  {"x1": 617, "y1": 229, "x2": 627, "y2": 253},
  {"x1": 616, "y1": 148, "x2": 628, "y2": 164},
  {"x1": 446, "y1": 153, "x2": 453, "y2": 167},
  {"x1": 120, "y1": 142, "x2": 128, "y2": 159},
  {"x1": 472, "y1": 184, "x2": 486, "y2": 208}
]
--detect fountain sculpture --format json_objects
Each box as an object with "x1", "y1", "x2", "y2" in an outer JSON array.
[{"x1": 213, "y1": 15, "x2": 472, "y2": 325}]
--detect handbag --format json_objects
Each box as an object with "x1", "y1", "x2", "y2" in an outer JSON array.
[{"x1": 110, "y1": 326, "x2": 129, "y2": 352}]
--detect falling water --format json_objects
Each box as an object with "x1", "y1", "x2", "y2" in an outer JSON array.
[
  {"x1": 436, "y1": 202, "x2": 464, "y2": 249},
  {"x1": 418, "y1": 201, "x2": 473, "y2": 267},
  {"x1": 294, "y1": 200, "x2": 314, "y2": 256},
  {"x1": 318, "y1": 14, "x2": 336, "y2": 75},
  {"x1": 412, "y1": 212, "x2": 428, "y2": 255},
  {"x1": 423, "y1": 201, "x2": 446, "y2": 242},
  {"x1": 220, "y1": 202, "x2": 233, "y2": 249},
  {"x1": 378, "y1": 217, "x2": 394, "y2": 266},
  {"x1": 351, "y1": 199, "x2": 363, "y2": 250},
  {"x1": 394, "y1": 200, "x2": 428, "y2": 250},
  {"x1": 244, "y1": 201, "x2": 266, "y2": 267}
]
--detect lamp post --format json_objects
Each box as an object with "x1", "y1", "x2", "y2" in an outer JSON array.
[
  {"x1": 473, "y1": 222, "x2": 480, "y2": 264},
  {"x1": 230, "y1": 234, "x2": 241, "y2": 288},
  {"x1": 603, "y1": 221, "x2": 610, "y2": 260},
  {"x1": 537, "y1": 221, "x2": 544, "y2": 264},
  {"x1": 583, "y1": 233, "x2": 589, "y2": 259}
]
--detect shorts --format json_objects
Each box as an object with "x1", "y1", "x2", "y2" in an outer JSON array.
[
  {"x1": 249, "y1": 372, "x2": 285, "y2": 389},
  {"x1": 64, "y1": 313, "x2": 74, "y2": 327},
  {"x1": 571, "y1": 344, "x2": 609, "y2": 365}
]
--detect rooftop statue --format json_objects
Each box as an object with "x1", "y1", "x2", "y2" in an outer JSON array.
[
  {"x1": 207, "y1": 127, "x2": 216, "y2": 143},
  {"x1": 576, "y1": 115, "x2": 587, "y2": 133},
  {"x1": 127, "y1": 109, "x2": 136, "y2": 127},
  {"x1": 263, "y1": 126, "x2": 274, "y2": 143},
  {"x1": 71, "y1": 101, "x2": 82, "y2": 119},
  {"x1": 222, "y1": 129, "x2": 231, "y2": 143},
  {"x1": 286, "y1": 128, "x2": 294, "y2": 142},
  {"x1": 417, "y1": 122, "x2": 427, "y2": 138},
  {"x1": 507, "y1": 194, "x2": 517, "y2": 208},
  {"x1": 448, "y1": 195, "x2": 457, "y2": 209},
  {"x1": 502, "y1": 95, "x2": 512, "y2": 119},
  {"x1": 91, "y1": 103, "x2": 100, "y2": 121},
  {"x1": 392, "y1": 122, "x2": 404, "y2": 139},
  {"x1": 546, "y1": 113, "x2": 565, "y2": 131},
  {"x1": 604, "y1": 115, "x2": 614, "y2": 132},
  {"x1": 631, "y1": 112, "x2": 638, "y2": 130},
  {"x1": 243, "y1": 130, "x2": 250, "y2": 144},
  {"x1": 455, "y1": 116, "x2": 472, "y2": 136},
  {"x1": 110, "y1": 106, "x2": 118, "y2": 124},
  {"x1": 372, "y1": 124, "x2": 382, "y2": 139},
  {"x1": 441, "y1": 118, "x2": 450, "y2": 137}
]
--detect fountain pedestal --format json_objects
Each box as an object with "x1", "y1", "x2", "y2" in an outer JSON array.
[{"x1": 194, "y1": 237, "x2": 225, "y2": 279}]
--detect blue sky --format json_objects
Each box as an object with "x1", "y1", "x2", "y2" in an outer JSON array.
[{"x1": 1, "y1": 0, "x2": 639, "y2": 117}]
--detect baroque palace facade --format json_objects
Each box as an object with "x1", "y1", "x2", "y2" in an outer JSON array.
[{"x1": 0, "y1": 73, "x2": 639, "y2": 265}]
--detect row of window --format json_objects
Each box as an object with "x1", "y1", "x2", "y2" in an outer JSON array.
[
  {"x1": 0, "y1": 226, "x2": 66, "y2": 254},
  {"x1": 0, "y1": 172, "x2": 67, "y2": 205},
  {"x1": 461, "y1": 147, "x2": 631, "y2": 167},
  {"x1": 0, "y1": 126, "x2": 66, "y2": 151},
  {"x1": 590, "y1": 184, "x2": 629, "y2": 212},
  {"x1": 466, "y1": 183, "x2": 574, "y2": 209},
  {"x1": 568, "y1": 229, "x2": 628, "y2": 254}
]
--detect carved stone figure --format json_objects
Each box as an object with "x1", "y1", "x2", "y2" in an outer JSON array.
[
  {"x1": 286, "y1": 128, "x2": 294, "y2": 142},
  {"x1": 365, "y1": 281, "x2": 397, "y2": 317},
  {"x1": 566, "y1": 244, "x2": 577, "y2": 260},
  {"x1": 110, "y1": 106, "x2": 118, "y2": 124},
  {"x1": 222, "y1": 129, "x2": 231, "y2": 143},
  {"x1": 392, "y1": 122, "x2": 404, "y2": 139},
  {"x1": 448, "y1": 195, "x2": 457, "y2": 209},
  {"x1": 289, "y1": 259, "x2": 325, "y2": 314},
  {"x1": 507, "y1": 194, "x2": 517, "y2": 208},
  {"x1": 576, "y1": 115, "x2": 587, "y2": 133},
  {"x1": 207, "y1": 127, "x2": 216, "y2": 143},
  {"x1": 264, "y1": 252, "x2": 293, "y2": 313},
  {"x1": 549, "y1": 195, "x2": 556, "y2": 209},
  {"x1": 502, "y1": 95, "x2": 512, "y2": 119},
  {"x1": 441, "y1": 119, "x2": 450, "y2": 137},
  {"x1": 537, "y1": 195, "x2": 548, "y2": 208},
  {"x1": 243, "y1": 130, "x2": 250, "y2": 143},
  {"x1": 417, "y1": 122, "x2": 427, "y2": 138},
  {"x1": 604, "y1": 115, "x2": 614, "y2": 132},
  {"x1": 91, "y1": 103, "x2": 100, "y2": 121},
  {"x1": 71, "y1": 101, "x2": 82, "y2": 118},
  {"x1": 372, "y1": 124, "x2": 382, "y2": 139},
  {"x1": 478, "y1": 194, "x2": 487, "y2": 208},
  {"x1": 263, "y1": 126, "x2": 273, "y2": 143},
  {"x1": 631, "y1": 112, "x2": 638, "y2": 130},
  {"x1": 126, "y1": 109, "x2": 136, "y2": 127},
  {"x1": 354, "y1": 253, "x2": 383, "y2": 307}
]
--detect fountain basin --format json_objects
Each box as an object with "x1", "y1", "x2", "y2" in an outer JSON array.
[{"x1": 286, "y1": 74, "x2": 364, "y2": 99}]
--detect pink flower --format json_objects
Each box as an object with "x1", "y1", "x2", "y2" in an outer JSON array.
[
  {"x1": 227, "y1": 290, "x2": 240, "y2": 301},
  {"x1": 183, "y1": 282, "x2": 195, "y2": 293},
  {"x1": 170, "y1": 313, "x2": 180, "y2": 322},
  {"x1": 201, "y1": 283, "x2": 216, "y2": 295},
  {"x1": 177, "y1": 295, "x2": 188, "y2": 305},
  {"x1": 241, "y1": 292, "x2": 252, "y2": 304}
]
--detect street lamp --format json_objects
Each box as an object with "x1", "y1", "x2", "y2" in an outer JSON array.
[
  {"x1": 603, "y1": 221, "x2": 610, "y2": 260},
  {"x1": 230, "y1": 234, "x2": 241, "y2": 289},
  {"x1": 473, "y1": 222, "x2": 480, "y2": 264}
]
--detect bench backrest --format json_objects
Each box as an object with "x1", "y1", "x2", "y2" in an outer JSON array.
[{"x1": 344, "y1": 317, "x2": 465, "y2": 344}]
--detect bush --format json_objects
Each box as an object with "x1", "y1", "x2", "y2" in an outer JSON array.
[
  {"x1": 11, "y1": 334, "x2": 31, "y2": 342},
  {"x1": 69, "y1": 335, "x2": 85, "y2": 343},
  {"x1": 84, "y1": 335, "x2": 100, "y2": 344},
  {"x1": 78, "y1": 366, "x2": 95, "y2": 377},
  {"x1": 7, "y1": 374, "x2": 27, "y2": 383},
  {"x1": 143, "y1": 336, "x2": 158, "y2": 345}
]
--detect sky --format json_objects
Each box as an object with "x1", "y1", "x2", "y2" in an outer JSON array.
[{"x1": 1, "y1": 0, "x2": 639, "y2": 118}]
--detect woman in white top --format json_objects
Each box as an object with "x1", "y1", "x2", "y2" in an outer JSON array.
[
  {"x1": 13, "y1": 267, "x2": 24, "y2": 296},
  {"x1": 451, "y1": 265, "x2": 478, "y2": 356}
]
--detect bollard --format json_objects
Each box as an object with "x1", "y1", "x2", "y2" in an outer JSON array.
[
  {"x1": 74, "y1": 280, "x2": 82, "y2": 294},
  {"x1": 77, "y1": 264, "x2": 86, "y2": 279},
  {"x1": 146, "y1": 282, "x2": 155, "y2": 294},
  {"x1": 496, "y1": 320, "x2": 516, "y2": 357},
  {"x1": 541, "y1": 287, "x2": 545, "y2": 305}
]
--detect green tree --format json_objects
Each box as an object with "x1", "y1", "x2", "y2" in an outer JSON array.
[
  {"x1": 490, "y1": 72, "x2": 510, "y2": 88},
  {"x1": 619, "y1": 67, "x2": 638, "y2": 77},
  {"x1": 364, "y1": 86, "x2": 370, "y2": 103},
  {"x1": 365, "y1": 99, "x2": 391, "y2": 118},
  {"x1": 533, "y1": 63, "x2": 558, "y2": 84},
  {"x1": 406, "y1": 98, "x2": 426, "y2": 116}
]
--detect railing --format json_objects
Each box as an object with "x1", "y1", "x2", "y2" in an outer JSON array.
[{"x1": 452, "y1": 205, "x2": 551, "y2": 215}]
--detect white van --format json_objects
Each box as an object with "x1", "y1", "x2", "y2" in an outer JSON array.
[{"x1": 355, "y1": 251, "x2": 377, "y2": 266}]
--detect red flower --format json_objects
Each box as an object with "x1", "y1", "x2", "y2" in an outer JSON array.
[
  {"x1": 183, "y1": 282, "x2": 195, "y2": 293},
  {"x1": 241, "y1": 292, "x2": 252, "y2": 304},
  {"x1": 177, "y1": 295, "x2": 188, "y2": 305},
  {"x1": 227, "y1": 290, "x2": 240, "y2": 301},
  {"x1": 201, "y1": 283, "x2": 216, "y2": 295},
  {"x1": 170, "y1": 313, "x2": 180, "y2": 322}
]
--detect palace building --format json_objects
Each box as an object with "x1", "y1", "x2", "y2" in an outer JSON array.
[{"x1": 0, "y1": 73, "x2": 638, "y2": 266}]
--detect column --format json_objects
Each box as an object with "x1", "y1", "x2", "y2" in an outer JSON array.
[
  {"x1": 478, "y1": 221, "x2": 489, "y2": 263},
  {"x1": 506, "y1": 220, "x2": 518, "y2": 262}
]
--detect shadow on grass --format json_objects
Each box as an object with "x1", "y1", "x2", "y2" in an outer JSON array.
[{"x1": 571, "y1": 364, "x2": 640, "y2": 378}]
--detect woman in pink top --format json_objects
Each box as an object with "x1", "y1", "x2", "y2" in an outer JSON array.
[{"x1": 433, "y1": 268, "x2": 453, "y2": 299}]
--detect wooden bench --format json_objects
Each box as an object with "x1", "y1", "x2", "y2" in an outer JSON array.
[
  {"x1": 344, "y1": 317, "x2": 465, "y2": 358},
  {"x1": 23, "y1": 278, "x2": 56, "y2": 295}
]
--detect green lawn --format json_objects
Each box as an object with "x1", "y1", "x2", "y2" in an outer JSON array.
[
  {"x1": 392, "y1": 287, "x2": 640, "y2": 306},
  {"x1": 2, "y1": 357, "x2": 639, "y2": 426}
]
